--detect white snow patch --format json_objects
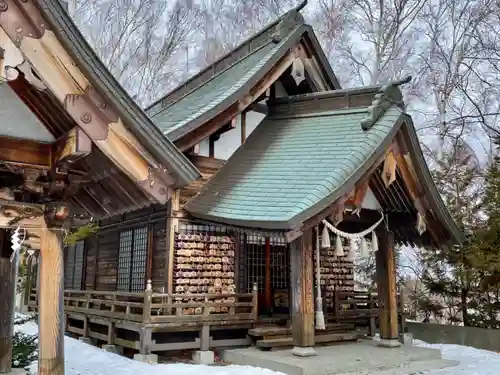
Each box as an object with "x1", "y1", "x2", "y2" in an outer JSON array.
[
  {"x1": 16, "y1": 320, "x2": 500, "y2": 375},
  {"x1": 414, "y1": 339, "x2": 500, "y2": 374}
]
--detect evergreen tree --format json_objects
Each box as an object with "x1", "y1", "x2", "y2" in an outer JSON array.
[{"x1": 421, "y1": 141, "x2": 483, "y2": 326}]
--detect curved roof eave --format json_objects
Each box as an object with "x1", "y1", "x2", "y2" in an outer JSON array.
[
  {"x1": 36, "y1": 0, "x2": 201, "y2": 187},
  {"x1": 399, "y1": 114, "x2": 465, "y2": 246}
]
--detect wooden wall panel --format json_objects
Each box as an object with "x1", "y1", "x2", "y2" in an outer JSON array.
[
  {"x1": 95, "y1": 230, "x2": 119, "y2": 291},
  {"x1": 84, "y1": 236, "x2": 98, "y2": 290},
  {"x1": 152, "y1": 221, "x2": 167, "y2": 291}
]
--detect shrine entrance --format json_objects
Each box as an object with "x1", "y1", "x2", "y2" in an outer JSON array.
[{"x1": 239, "y1": 234, "x2": 290, "y2": 318}]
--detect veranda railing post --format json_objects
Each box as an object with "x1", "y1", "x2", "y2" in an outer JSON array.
[{"x1": 142, "y1": 280, "x2": 153, "y2": 324}]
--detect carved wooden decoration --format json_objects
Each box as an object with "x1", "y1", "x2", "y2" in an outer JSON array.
[{"x1": 0, "y1": 1, "x2": 174, "y2": 204}]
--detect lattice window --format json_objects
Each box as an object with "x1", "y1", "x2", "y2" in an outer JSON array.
[
  {"x1": 117, "y1": 227, "x2": 149, "y2": 292},
  {"x1": 242, "y1": 235, "x2": 289, "y2": 293},
  {"x1": 244, "y1": 234, "x2": 266, "y2": 293},
  {"x1": 130, "y1": 227, "x2": 148, "y2": 292},
  {"x1": 64, "y1": 241, "x2": 85, "y2": 290},
  {"x1": 117, "y1": 229, "x2": 133, "y2": 292}
]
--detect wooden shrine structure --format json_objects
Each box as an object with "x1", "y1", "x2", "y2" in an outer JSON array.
[
  {"x1": 0, "y1": 0, "x2": 199, "y2": 374},
  {"x1": 22, "y1": 0, "x2": 463, "y2": 363}
]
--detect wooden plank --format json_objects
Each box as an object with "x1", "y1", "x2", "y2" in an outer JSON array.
[
  {"x1": 290, "y1": 229, "x2": 315, "y2": 349},
  {"x1": 38, "y1": 223, "x2": 65, "y2": 375},
  {"x1": 0, "y1": 136, "x2": 51, "y2": 167}
]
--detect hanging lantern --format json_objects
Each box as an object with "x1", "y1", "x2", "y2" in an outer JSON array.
[
  {"x1": 321, "y1": 225, "x2": 331, "y2": 249},
  {"x1": 371, "y1": 231, "x2": 379, "y2": 252},
  {"x1": 334, "y1": 235, "x2": 344, "y2": 256}
]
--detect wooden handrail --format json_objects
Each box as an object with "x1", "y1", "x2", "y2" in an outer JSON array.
[{"x1": 29, "y1": 282, "x2": 260, "y2": 327}]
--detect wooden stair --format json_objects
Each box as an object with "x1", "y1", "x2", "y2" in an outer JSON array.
[
  {"x1": 248, "y1": 323, "x2": 359, "y2": 350},
  {"x1": 255, "y1": 331, "x2": 360, "y2": 349}
]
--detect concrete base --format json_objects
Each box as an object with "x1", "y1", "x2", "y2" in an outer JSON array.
[
  {"x1": 291, "y1": 346, "x2": 317, "y2": 357},
  {"x1": 78, "y1": 337, "x2": 93, "y2": 345},
  {"x1": 192, "y1": 350, "x2": 215, "y2": 365},
  {"x1": 133, "y1": 353, "x2": 158, "y2": 364},
  {"x1": 102, "y1": 344, "x2": 123, "y2": 355},
  {"x1": 377, "y1": 338, "x2": 402, "y2": 348},
  {"x1": 399, "y1": 332, "x2": 413, "y2": 346},
  {"x1": 221, "y1": 339, "x2": 458, "y2": 375}
]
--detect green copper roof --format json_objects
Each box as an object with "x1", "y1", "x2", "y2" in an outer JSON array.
[
  {"x1": 145, "y1": 2, "x2": 340, "y2": 142},
  {"x1": 184, "y1": 98, "x2": 404, "y2": 229},
  {"x1": 148, "y1": 27, "x2": 302, "y2": 139}
]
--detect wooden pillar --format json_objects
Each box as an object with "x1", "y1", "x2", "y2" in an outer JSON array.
[
  {"x1": 290, "y1": 229, "x2": 316, "y2": 357},
  {"x1": 241, "y1": 111, "x2": 247, "y2": 144},
  {"x1": 375, "y1": 229, "x2": 400, "y2": 347},
  {"x1": 38, "y1": 224, "x2": 65, "y2": 375},
  {"x1": 264, "y1": 237, "x2": 272, "y2": 313},
  {"x1": 0, "y1": 230, "x2": 15, "y2": 373},
  {"x1": 23, "y1": 254, "x2": 34, "y2": 308},
  {"x1": 165, "y1": 191, "x2": 180, "y2": 294}
]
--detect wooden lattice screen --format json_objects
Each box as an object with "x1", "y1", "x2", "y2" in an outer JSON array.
[
  {"x1": 117, "y1": 227, "x2": 148, "y2": 292},
  {"x1": 64, "y1": 240, "x2": 85, "y2": 290}
]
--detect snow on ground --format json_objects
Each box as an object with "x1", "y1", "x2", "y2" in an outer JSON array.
[
  {"x1": 15, "y1": 318, "x2": 500, "y2": 375},
  {"x1": 414, "y1": 339, "x2": 500, "y2": 375}
]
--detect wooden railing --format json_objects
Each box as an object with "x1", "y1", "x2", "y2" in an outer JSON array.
[{"x1": 29, "y1": 282, "x2": 259, "y2": 327}]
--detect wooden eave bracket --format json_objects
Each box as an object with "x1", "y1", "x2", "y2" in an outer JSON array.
[{"x1": 0, "y1": 4, "x2": 174, "y2": 204}]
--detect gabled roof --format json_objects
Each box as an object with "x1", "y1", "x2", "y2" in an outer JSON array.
[
  {"x1": 184, "y1": 83, "x2": 463, "y2": 245},
  {"x1": 145, "y1": 1, "x2": 340, "y2": 141},
  {"x1": 37, "y1": 0, "x2": 201, "y2": 188}
]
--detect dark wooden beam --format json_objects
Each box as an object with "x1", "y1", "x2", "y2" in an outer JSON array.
[
  {"x1": 175, "y1": 104, "x2": 239, "y2": 152},
  {"x1": 290, "y1": 228, "x2": 316, "y2": 356},
  {"x1": 248, "y1": 103, "x2": 268, "y2": 115},
  {"x1": 0, "y1": 136, "x2": 51, "y2": 167}
]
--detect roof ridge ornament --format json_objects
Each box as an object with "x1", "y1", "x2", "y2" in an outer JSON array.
[
  {"x1": 272, "y1": 5, "x2": 306, "y2": 43},
  {"x1": 360, "y1": 75, "x2": 412, "y2": 131}
]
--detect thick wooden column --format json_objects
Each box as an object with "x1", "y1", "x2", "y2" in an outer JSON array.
[
  {"x1": 38, "y1": 224, "x2": 65, "y2": 375},
  {"x1": 0, "y1": 230, "x2": 15, "y2": 373},
  {"x1": 290, "y1": 228, "x2": 316, "y2": 357},
  {"x1": 375, "y1": 230, "x2": 400, "y2": 347}
]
